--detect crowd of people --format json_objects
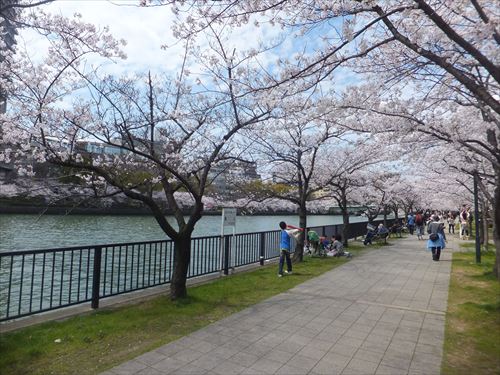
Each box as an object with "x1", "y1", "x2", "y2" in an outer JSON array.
[
  {"x1": 397, "y1": 207, "x2": 473, "y2": 261},
  {"x1": 403, "y1": 208, "x2": 473, "y2": 240},
  {"x1": 277, "y1": 206, "x2": 473, "y2": 276}
]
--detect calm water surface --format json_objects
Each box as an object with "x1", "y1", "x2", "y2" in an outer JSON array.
[{"x1": 0, "y1": 214, "x2": 371, "y2": 252}]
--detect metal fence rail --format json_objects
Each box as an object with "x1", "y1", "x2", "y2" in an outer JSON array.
[{"x1": 0, "y1": 219, "x2": 392, "y2": 321}]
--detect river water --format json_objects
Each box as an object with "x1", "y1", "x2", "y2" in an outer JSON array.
[{"x1": 0, "y1": 213, "x2": 371, "y2": 252}]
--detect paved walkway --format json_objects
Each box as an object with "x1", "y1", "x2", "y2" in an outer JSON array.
[{"x1": 103, "y1": 236, "x2": 455, "y2": 375}]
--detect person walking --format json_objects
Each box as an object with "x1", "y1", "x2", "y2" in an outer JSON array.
[
  {"x1": 447, "y1": 214, "x2": 455, "y2": 234},
  {"x1": 427, "y1": 215, "x2": 446, "y2": 261},
  {"x1": 460, "y1": 208, "x2": 469, "y2": 239},
  {"x1": 278, "y1": 221, "x2": 293, "y2": 277},
  {"x1": 415, "y1": 211, "x2": 424, "y2": 240},
  {"x1": 407, "y1": 213, "x2": 415, "y2": 235}
]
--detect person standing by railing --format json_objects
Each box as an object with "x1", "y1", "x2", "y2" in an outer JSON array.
[{"x1": 278, "y1": 221, "x2": 300, "y2": 277}]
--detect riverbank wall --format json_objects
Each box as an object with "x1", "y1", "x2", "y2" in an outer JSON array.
[{"x1": 0, "y1": 199, "x2": 335, "y2": 216}]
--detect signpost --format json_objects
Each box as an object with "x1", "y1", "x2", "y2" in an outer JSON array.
[{"x1": 220, "y1": 208, "x2": 237, "y2": 274}]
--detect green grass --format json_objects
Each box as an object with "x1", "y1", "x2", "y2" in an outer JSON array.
[
  {"x1": 442, "y1": 249, "x2": 500, "y2": 375},
  {"x1": 0, "y1": 243, "x2": 367, "y2": 375}
]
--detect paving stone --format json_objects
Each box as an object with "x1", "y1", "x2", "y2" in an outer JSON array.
[
  {"x1": 189, "y1": 353, "x2": 226, "y2": 371},
  {"x1": 375, "y1": 364, "x2": 408, "y2": 374},
  {"x1": 275, "y1": 338, "x2": 306, "y2": 354},
  {"x1": 342, "y1": 358, "x2": 379, "y2": 374},
  {"x1": 274, "y1": 363, "x2": 308, "y2": 374},
  {"x1": 172, "y1": 348, "x2": 205, "y2": 363},
  {"x1": 211, "y1": 359, "x2": 247, "y2": 375},
  {"x1": 151, "y1": 357, "x2": 188, "y2": 373},
  {"x1": 134, "y1": 350, "x2": 168, "y2": 366},
  {"x1": 297, "y1": 344, "x2": 327, "y2": 360},
  {"x1": 408, "y1": 362, "x2": 441, "y2": 375},
  {"x1": 188, "y1": 340, "x2": 219, "y2": 354},
  {"x1": 335, "y1": 336, "x2": 364, "y2": 349},
  {"x1": 246, "y1": 358, "x2": 283, "y2": 374},
  {"x1": 286, "y1": 354, "x2": 320, "y2": 371},
  {"x1": 328, "y1": 343, "x2": 359, "y2": 358},
  {"x1": 172, "y1": 363, "x2": 207, "y2": 374},
  {"x1": 321, "y1": 352, "x2": 353, "y2": 367},
  {"x1": 262, "y1": 348, "x2": 295, "y2": 364},
  {"x1": 156, "y1": 342, "x2": 188, "y2": 358},
  {"x1": 208, "y1": 345, "x2": 240, "y2": 359},
  {"x1": 380, "y1": 351, "x2": 412, "y2": 371},
  {"x1": 343, "y1": 328, "x2": 370, "y2": 341},
  {"x1": 135, "y1": 368, "x2": 164, "y2": 375},
  {"x1": 229, "y1": 352, "x2": 260, "y2": 368},
  {"x1": 414, "y1": 342, "x2": 442, "y2": 356},
  {"x1": 387, "y1": 339, "x2": 417, "y2": 355},
  {"x1": 351, "y1": 348, "x2": 385, "y2": 364},
  {"x1": 111, "y1": 360, "x2": 147, "y2": 375},
  {"x1": 311, "y1": 355, "x2": 348, "y2": 375}
]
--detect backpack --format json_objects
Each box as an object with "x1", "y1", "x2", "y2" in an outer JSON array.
[
  {"x1": 461, "y1": 211, "x2": 468, "y2": 220},
  {"x1": 415, "y1": 214, "x2": 423, "y2": 225},
  {"x1": 429, "y1": 233, "x2": 438, "y2": 241}
]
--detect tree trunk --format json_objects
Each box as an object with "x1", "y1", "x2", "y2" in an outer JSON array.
[
  {"x1": 292, "y1": 204, "x2": 307, "y2": 262},
  {"x1": 383, "y1": 205, "x2": 388, "y2": 227},
  {"x1": 493, "y1": 181, "x2": 500, "y2": 279},
  {"x1": 342, "y1": 210, "x2": 350, "y2": 248},
  {"x1": 393, "y1": 205, "x2": 399, "y2": 221},
  {"x1": 482, "y1": 199, "x2": 489, "y2": 251},
  {"x1": 170, "y1": 236, "x2": 191, "y2": 299}
]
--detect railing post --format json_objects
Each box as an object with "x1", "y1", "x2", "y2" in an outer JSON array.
[
  {"x1": 223, "y1": 235, "x2": 230, "y2": 275},
  {"x1": 91, "y1": 246, "x2": 102, "y2": 309},
  {"x1": 259, "y1": 233, "x2": 266, "y2": 266}
]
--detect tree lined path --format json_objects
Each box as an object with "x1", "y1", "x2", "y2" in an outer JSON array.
[{"x1": 103, "y1": 237, "x2": 454, "y2": 375}]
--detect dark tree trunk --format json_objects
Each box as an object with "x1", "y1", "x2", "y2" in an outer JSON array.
[
  {"x1": 342, "y1": 210, "x2": 350, "y2": 248},
  {"x1": 340, "y1": 192, "x2": 350, "y2": 247},
  {"x1": 170, "y1": 236, "x2": 192, "y2": 299},
  {"x1": 383, "y1": 205, "x2": 388, "y2": 227},
  {"x1": 481, "y1": 198, "x2": 489, "y2": 251},
  {"x1": 493, "y1": 179, "x2": 500, "y2": 279},
  {"x1": 292, "y1": 203, "x2": 307, "y2": 262},
  {"x1": 393, "y1": 205, "x2": 399, "y2": 221}
]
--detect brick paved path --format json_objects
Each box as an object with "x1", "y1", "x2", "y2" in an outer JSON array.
[{"x1": 103, "y1": 236, "x2": 453, "y2": 375}]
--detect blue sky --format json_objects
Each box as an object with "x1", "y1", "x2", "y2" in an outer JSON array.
[{"x1": 19, "y1": 0, "x2": 362, "y2": 94}]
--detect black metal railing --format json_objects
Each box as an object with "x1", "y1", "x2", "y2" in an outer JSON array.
[{"x1": 0, "y1": 219, "x2": 392, "y2": 322}]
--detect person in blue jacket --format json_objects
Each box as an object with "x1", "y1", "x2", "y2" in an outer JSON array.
[
  {"x1": 427, "y1": 215, "x2": 446, "y2": 261},
  {"x1": 278, "y1": 221, "x2": 293, "y2": 277},
  {"x1": 407, "y1": 213, "x2": 415, "y2": 235}
]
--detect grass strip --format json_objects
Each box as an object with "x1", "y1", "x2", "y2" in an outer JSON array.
[
  {"x1": 442, "y1": 247, "x2": 500, "y2": 375},
  {"x1": 0, "y1": 243, "x2": 368, "y2": 375}
]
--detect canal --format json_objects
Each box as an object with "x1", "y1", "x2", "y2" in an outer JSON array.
[{"x1": 0, "y1": 213, "x2": 372, "y2": 251}]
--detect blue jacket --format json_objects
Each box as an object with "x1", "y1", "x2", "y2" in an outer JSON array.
[{"x1": 280, "y1": 230, "x2": 291, "y2": 250}]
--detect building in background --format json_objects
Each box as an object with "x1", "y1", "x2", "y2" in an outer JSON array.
[{"x1": 209, "y1": 160, "x2": 260, "y2": 196}]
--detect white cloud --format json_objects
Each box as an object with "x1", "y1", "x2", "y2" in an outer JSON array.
[{"x1": 26, "y1": 0, "x2": 185, "y2": 75}]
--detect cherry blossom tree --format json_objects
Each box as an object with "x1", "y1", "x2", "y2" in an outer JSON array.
[
  {"x1": 238, "y1": 99, "x2": 347, "y2": 261},
  {"x1": 0, "y1": 10, "x2": 280, "y2": 298},
  {"x1": 153, "y1": 0, "x2": 500, "y2": 277},
  {"x1": 323, "y1": 143, "x2": 388, "y2": 245}
]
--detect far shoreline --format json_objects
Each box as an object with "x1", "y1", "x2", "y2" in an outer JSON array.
[{"x1": 0, "y1": 204, "x2": 350, "y2": 217}]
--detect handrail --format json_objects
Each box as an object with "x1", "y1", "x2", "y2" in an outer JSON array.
[{"x1": 0, "y1": 219, "x2": 393, "y2": 321}]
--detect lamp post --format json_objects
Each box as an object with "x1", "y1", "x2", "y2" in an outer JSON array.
[{"x1": 473, "y1": 172, "x2": 481, "y2": 263}]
